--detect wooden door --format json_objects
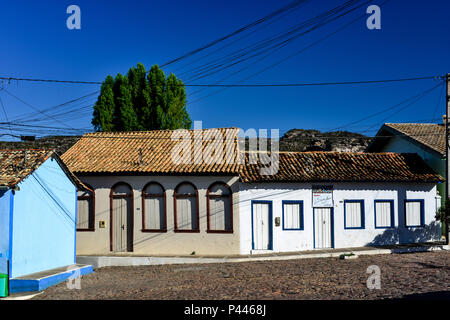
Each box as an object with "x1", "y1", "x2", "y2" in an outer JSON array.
[
  {"x1": 252, "y1": 201, "x2": 272, "y2": 250},
  {"x1": 112, "y1": 197, "x2": 132, "y2": 252},
  {"x1": 314, "y1": 208, "x2": 333, "y2": 249}
]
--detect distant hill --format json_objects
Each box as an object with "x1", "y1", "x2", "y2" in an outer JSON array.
[
  {"x1": 0, "y1": 136, "x2": 81, "y2": 155},
  {"x1": 280, "y1": 129, "x2": 372, "y2": 152},
  {"x1": 0, "y1": 128, "x2": 371, "y2": 157},
  {"x1": 243, "y1": 129, "x2": 371, "y2": 152}
]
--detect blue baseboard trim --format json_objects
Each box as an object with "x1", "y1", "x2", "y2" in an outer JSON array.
[{"x1": 10, "y1": 265, "x2": 93, "y2": 294}]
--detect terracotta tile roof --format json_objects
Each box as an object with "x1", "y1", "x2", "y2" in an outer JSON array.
[
  {"x1": 384, "y1": 123, "x2": 445, "y2": 155},
  {"x1": 61, "y1": 128, "x2": 241, "y2": 174},
  {"x1": 62, "y1": 129, "x2": 444, "y2": 184},
  {"x1": 239, "y1": 151, "x2": 444, "y2": 183},
  {"x1": 0, "y1": 149, "x2": 54, "y2": 187}
]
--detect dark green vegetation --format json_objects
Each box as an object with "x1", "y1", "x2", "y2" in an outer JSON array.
[{"x1": 92, "y1": 63, "x2": 191, "y2": 132}]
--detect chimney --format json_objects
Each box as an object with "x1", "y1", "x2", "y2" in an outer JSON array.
[
  {"x1": 23, "y1": 150, "x2": 27, "y2": 169},
  {"x1": 138, "y1": 148, "x2": 143, "y2": 166}
]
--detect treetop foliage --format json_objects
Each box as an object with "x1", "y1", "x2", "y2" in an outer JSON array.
[{"x1": 92, "y1": 63, "x2": 192, "y2": 132}]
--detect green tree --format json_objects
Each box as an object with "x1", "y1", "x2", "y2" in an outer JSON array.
[
  {"x1": 91, "y1": 63, "x2": 191, "y2": 132},
  {"x1": 436, "y1": 198, "x2": 450, "y2": 243},
  {"x1": 92, "y1": 75, "x2": 115, "y2": 132},
  {"x1": 127, "y1": 63, "x2": 150, "y2": 130},
  {"x1": 112, "y1": 74, "x2": 139, "y2": 131}
]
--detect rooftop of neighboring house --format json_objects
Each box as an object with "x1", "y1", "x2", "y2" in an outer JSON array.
[
  {"x1": 240, "y1": 151, "x2": 444, "y2": 183},
  {"x1": 0, "y1": 148, "x2": 86, "y2": 189},
  {"x1": 366, "y1": 123, "x2": 445, "y2": 156},
  {"x1": 61, "y1": 129, "x2": 444, "y2": 184},
  {"x1": 0, "y1": 135, "x2": 81, "y2": 156}
]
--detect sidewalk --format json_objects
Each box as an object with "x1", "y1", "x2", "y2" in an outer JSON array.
[{"x1": 77, "y1": 242, "x2": 450, "y2": 268}]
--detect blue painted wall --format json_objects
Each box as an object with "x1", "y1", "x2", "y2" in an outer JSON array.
[
  {"x1": 10, "y1": 157, "x2": 76, "y2": 278},
  {"x1": 0, "y1": 190, "x2": 11, "y2": 274}
]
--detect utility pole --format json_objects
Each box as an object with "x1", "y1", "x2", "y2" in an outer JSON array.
[{"x1": 446, "y1": 73, "x2": 450, "y2": 244}]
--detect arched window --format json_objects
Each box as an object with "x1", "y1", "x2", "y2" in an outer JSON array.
[
  {"x1": 207, "y1": 182, "x2": 233, "y2": 233},
  {"x1": 173, "y1": 182, "x2": 199, "y2": 232},
  {"x1": 77, "y1": 184, "x2": 95, "y2": 231},
  {"x1": 110, "y1": 182, "x2": 134, "y2": 252},
  {"x1": 142, "y1": 182, "x2": 166, "y2": 232}
]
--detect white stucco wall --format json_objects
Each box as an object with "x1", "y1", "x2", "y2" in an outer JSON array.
[
  {"x1": 378, "y1": 135, "x2": 446, "y2": 202},
  {"x1": 76, "y1": 174, "x2": 442, "y2": 256},
  {"x1": 239, "y1": 182, "x2": 442, "y2": 254}
]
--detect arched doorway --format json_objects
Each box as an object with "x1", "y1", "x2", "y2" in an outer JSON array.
[{"x1": 110, "y1": 182, "x2": 133, "y2": 252}]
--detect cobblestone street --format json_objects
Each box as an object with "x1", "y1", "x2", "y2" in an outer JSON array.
[{"x1": 34, "y1": 251, "x2": 450, "y2": 300}]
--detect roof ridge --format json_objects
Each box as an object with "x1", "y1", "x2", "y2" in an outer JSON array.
[
  {"x1": 243, "y1": 151, "x2": 401, "y2": 155},
  {"x1": 385, "y1": 122, "x2": 442, "y2": 125},
  {"x1": 0, "y1": 148, "x2": 55, "y2": 152},
  {"x1": 84, "y1": 127, "x2": 240, "y2": 136}
]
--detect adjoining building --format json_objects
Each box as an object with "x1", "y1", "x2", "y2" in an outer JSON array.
[
  {"x1": 366, "y1": 122, "x2": 446, "y2": 203},
  {"x1": 0, "y1": 149, "x2": 92, "y2": 295},
  {"x1": 61, "y1": 129, "x2": 444, "y2": 256}
]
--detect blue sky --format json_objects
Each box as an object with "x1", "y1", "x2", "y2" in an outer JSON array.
[{"x1": 0, "y1": 0, "x2": 449, "y2": 139}]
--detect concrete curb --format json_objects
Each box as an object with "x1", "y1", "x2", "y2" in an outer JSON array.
[
  {"x1": 0, "y1": 291, "x2": 43, "y2": 300},
  {"x1": 77, "y1": 244, "x2": 448, "y2": 269}
]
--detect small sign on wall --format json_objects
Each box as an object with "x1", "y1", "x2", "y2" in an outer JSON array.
[{"x1": 312, "y1": 186, "x2": 333, "y2": 207}]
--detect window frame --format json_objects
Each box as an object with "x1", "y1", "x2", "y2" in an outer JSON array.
[
  {"x1": 374, "y1": 200, "x2": 395, "y2": 229},
  {"x1": 404, "y1": 199, "x2": 425, "y2": 228},
  {"x1": 343, "y1": 199, "x2": 365, "y2": 230},
  {"x1": 173, "y1": 181, "x2": 200, "y2": 233},
  {"x1": 282, "y1": 200, "x2": 304, "y2": 231},
  {"x1": 76, "y1": 184, "x2": 95, "y2": 232},
  {"x1": 206, "y1": 182, "x2": 233, "y2": 234},
  {"x1": 141, "y1": 182, "x2": 167, "y2": 233}
]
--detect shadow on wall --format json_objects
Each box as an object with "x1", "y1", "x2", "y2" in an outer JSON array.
[{"x1": 367, "y1": 221, "x2": 442, "y2": 246}]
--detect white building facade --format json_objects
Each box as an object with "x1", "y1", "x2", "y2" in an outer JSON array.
[
  {"x1": 238, "y1": 182, "x2": 442, "y2": 254},
  {"x1": 62, "y1": 130, "x2": 445, "y2": 256}
]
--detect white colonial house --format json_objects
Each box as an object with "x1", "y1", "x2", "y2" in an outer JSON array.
[{"x1": 61, "y1": 128, "x2": 444, "y2": 256}]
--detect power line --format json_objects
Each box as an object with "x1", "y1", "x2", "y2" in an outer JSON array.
[
  {"x1": 187, "y1": 76, "x2": 443, "y2": 87},
  {"x1": 15, "y1": 102, "x2": 96, "y2": 124},
  {"x1": 327, "y1": 82, "x2": 443, "y2": 132},
  {"x1": 187, "y1": 0, "x2": 393, "y2": 103},
  {"x1": 0, "y1": 80, "x2": 445, "y2": 138},
  {"x1": 0, "y1": 75, "x2": 443, "y2": 87},
  {"x1": 0, "y1": 1, "x2": 367, "y2": 89},
  {"x1": 0, "y1": 122, "x2": 445, "y2": 142},
  {"x1": 0, "y1": 87, "x2": 76, "y2": 129},
  {"x1": 170, "y1": 0, "x2": 311, "y2": 75},
  {"x1": 0, "y1": 89, "x2": 14, "y2": 137},
  {"x1": 11, "y1": 91, "x2": 99, "y2": 123},
  {"x1": 0, "y1": 76, "x2": 102, "y2": 85},
  {"x1": 362, "y1": 82, "x2": 445, "y2": 133},
  {"x1": 0, "y1": 122, "x2": 88, "y2": 132},
  {"x1": 432, "y1": 81, "x2": 446, "y2": 121},
  {"x1": 183, "y1": 0, "x2": 368, "y2": 83},
  {"x1": 159, "y1": 0, "x2": 310, "y2": 68}
]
